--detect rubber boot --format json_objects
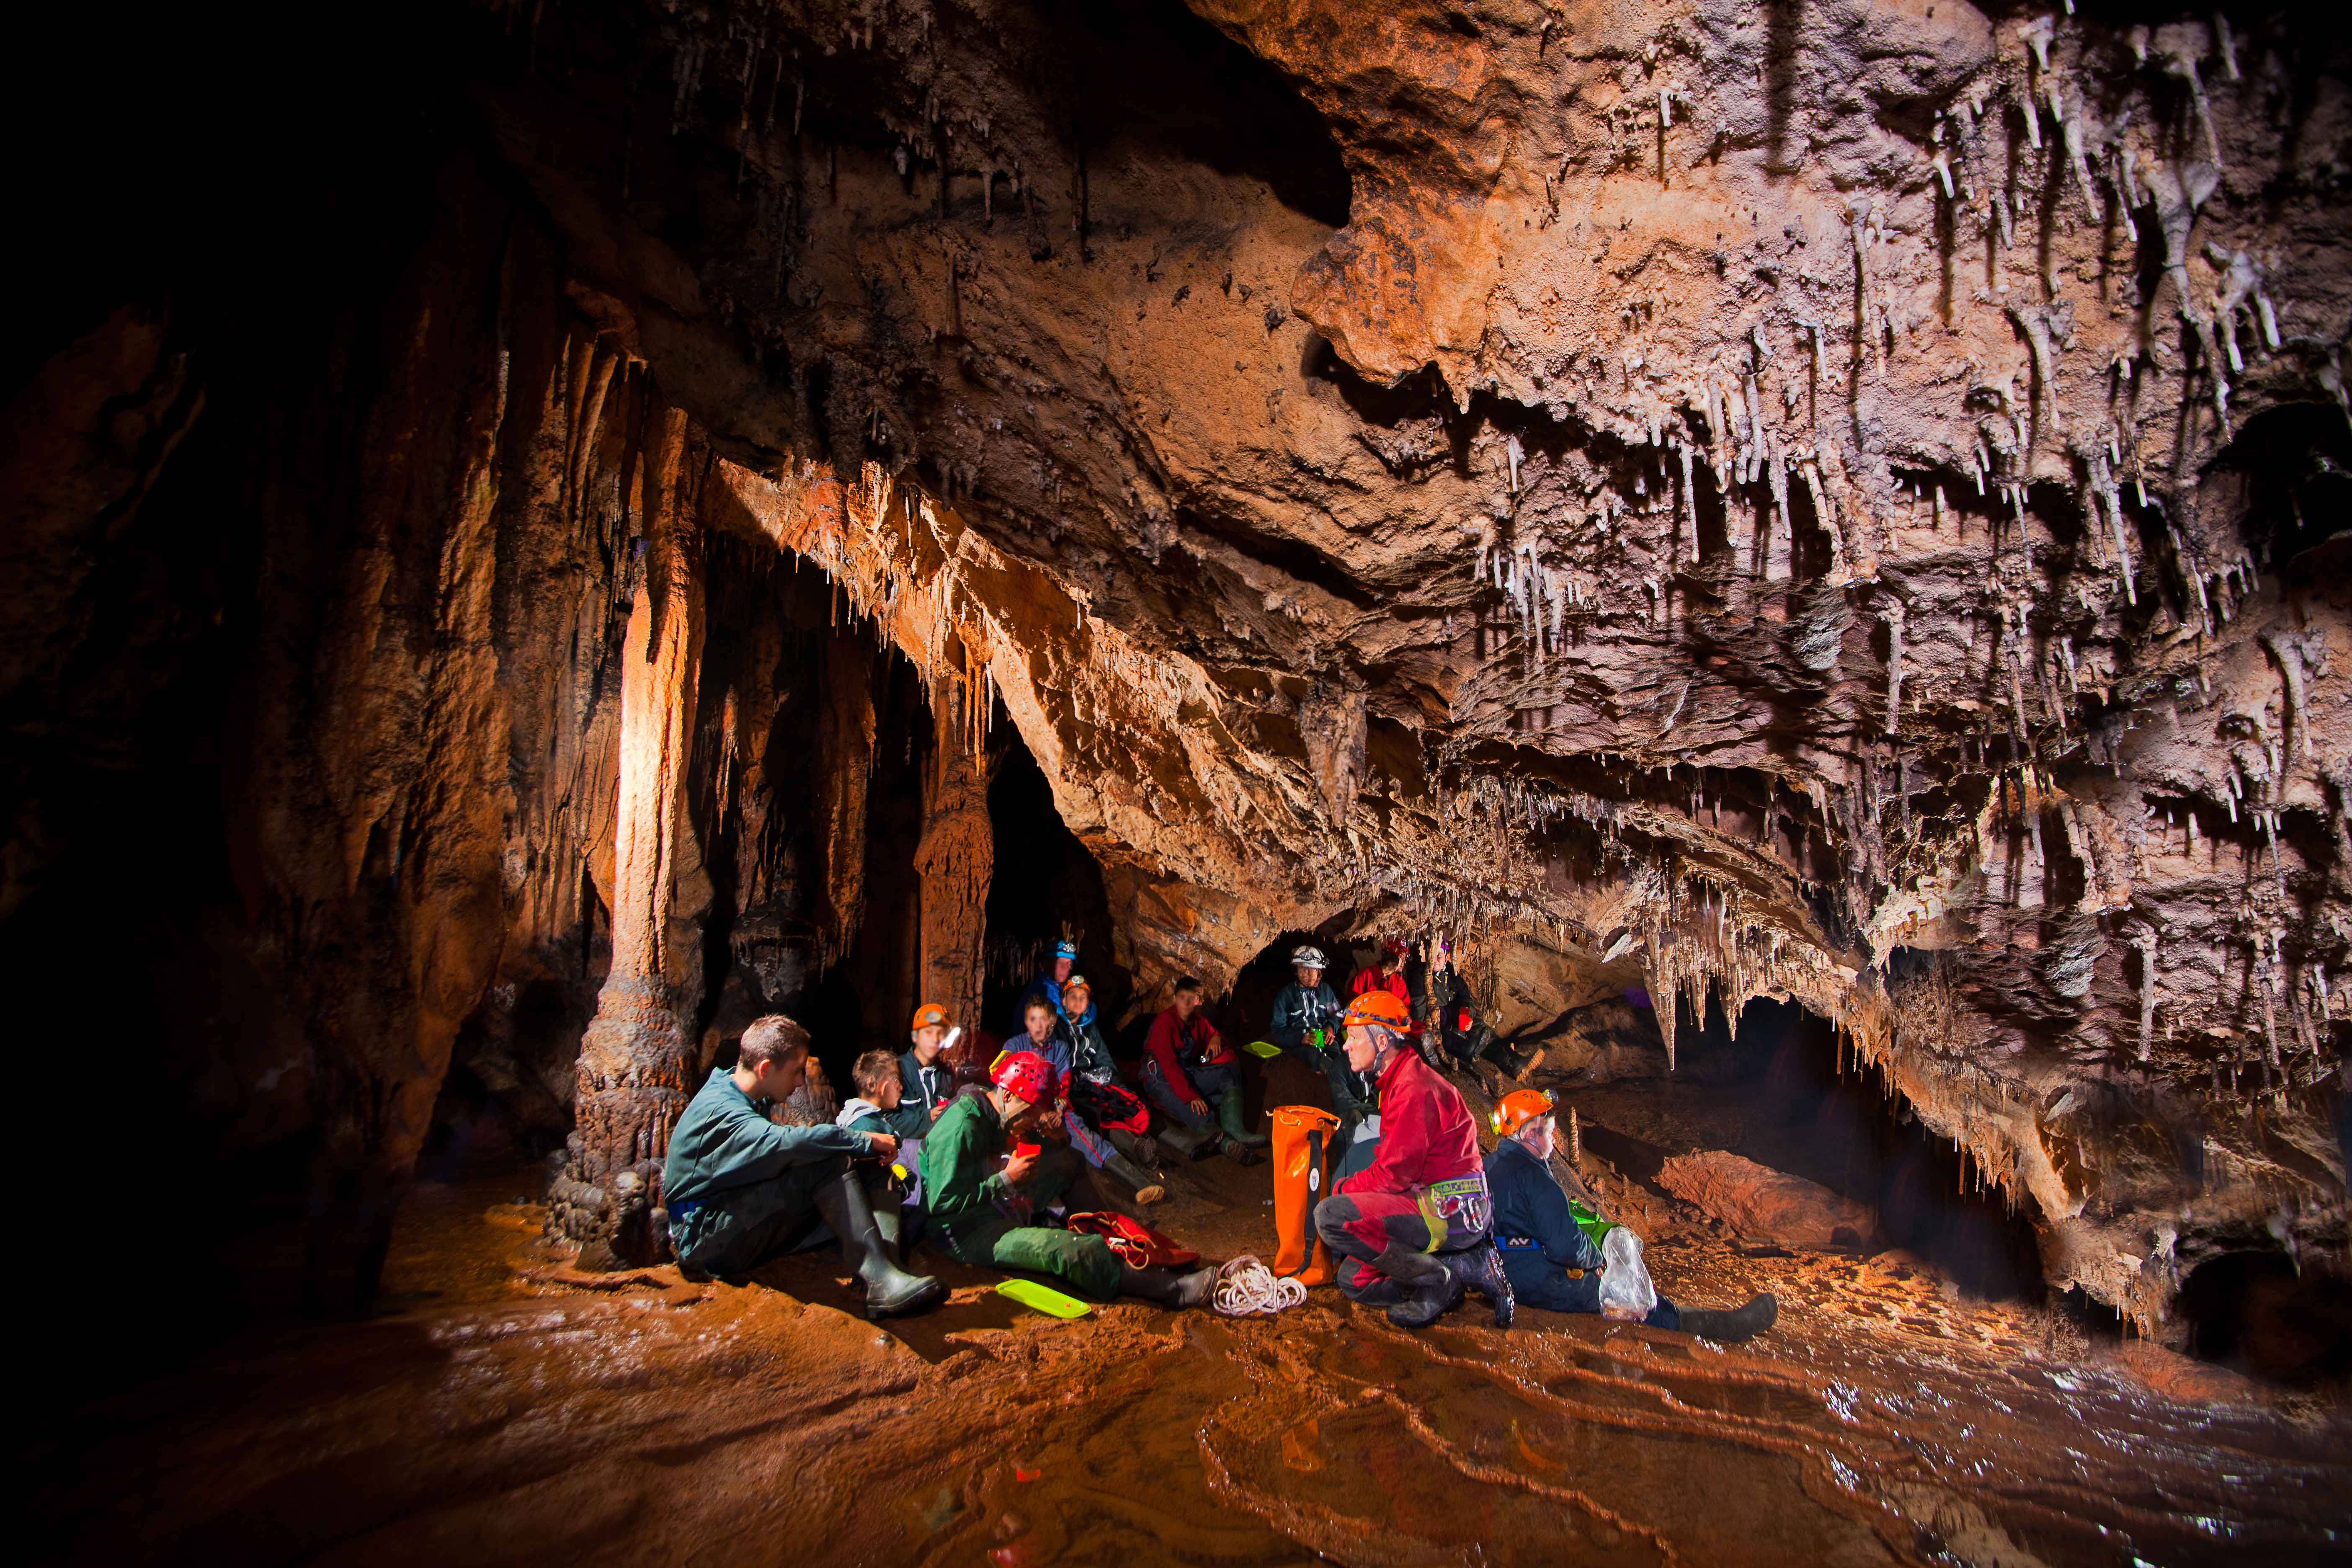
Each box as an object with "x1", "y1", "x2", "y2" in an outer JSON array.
[
  {"x1": 1372, "y1": 1244, "x2": 1456, "y2": 1329},
  {"x1": 1157, "y1": 1121, "x2": 1216, "y2": 1162},
  {"x1": 1480, "y1": 1035, "x2": 1544, "y2": 1082},
  {"x1": 1107, "y1": 1127, "x2": 1163, "y2": 1171},
  {"x1": 1444, "y1": 1242, "x2": 1515, "y2": 1328},
  {"x1": 1218, "y1": 1088, "x2": 1271, "y2": 1148},
  {"x1": 812, "y1": 1168, "x2": 946, "y2": 1320},
  {"x1": 1119, "y1": 1259, "x2": 1214, "y2": 1309},
  {"x1": 1102, "y1": 1148, "x2": 1166, "y2": 1206},
  {"x1": 1218, "y1": 1090, "x2": 1269, "y2": 1161},
  {"x1": 1676, "y1": 1292, "x2": 1778, "y2": 1343},
  {"x1": 1270, "y1": 1107, "x2": 1341, "y2": 1286}
]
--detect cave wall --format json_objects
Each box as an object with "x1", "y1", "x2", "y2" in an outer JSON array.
[{"x1": 8, "y1": 0, "x2": 2347, "y2": 1331}]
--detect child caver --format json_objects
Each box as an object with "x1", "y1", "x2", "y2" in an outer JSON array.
[
  {"x1": 838, "y1": 1047, "x2": 926, "y2": 1250},
  {"x1": 922, "y1": 1050, "x2": 1212, "y2": 1308}
]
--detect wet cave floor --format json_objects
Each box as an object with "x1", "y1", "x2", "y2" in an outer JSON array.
[{"x1": 43, "y1": 1086, "x2": 2352, "y2": 1568}]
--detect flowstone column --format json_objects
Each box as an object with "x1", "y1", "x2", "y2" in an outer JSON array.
[
  {"x1": 913, "y1": 667, "x2": 993, "y2": 1035},
  {"x1": 559, "y1": 407, "x2": 703, "y2": 1262}
]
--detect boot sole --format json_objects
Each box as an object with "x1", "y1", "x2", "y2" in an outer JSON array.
[{"x1": 866, "y1": 1279, "x2": 949, "y2": 1320}]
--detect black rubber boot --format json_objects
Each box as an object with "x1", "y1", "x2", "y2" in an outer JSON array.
[
  {"x1": 1119, "y1": 1260, "x2": 1215, "y2": 1309},
  {"x1": 1478, "y1": 1034, "x2": 1541, "y2": 1082},
  {"x1": 813, "y1": 1168, "x2": 946, "y2": 1319},
  {"x1": 1676, "y1": 1292, "x2": 1778, "y2": 1343},
  {"x1": 1372, "y1": 1244, "x2": 1456, "y2": 1329},
  {"x1": 1218, "y1": 1089, "x2": 1271, "y2": 1148},
  {"x1": 1157, "y1": 1122, "x2": 1217, "y2": 1162},
  {"x1": 1103, "y1": 1148, "x2": 1166, "y2": 1205},
  {"x1": 1447, "y1": 1242, "x2": 1515, "y2": 1328},
  {"x1": 1107, "y1": 1128, "x2": 1163, "y2": 1171}
]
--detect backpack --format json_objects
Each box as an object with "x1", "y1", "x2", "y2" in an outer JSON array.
[{"x1": 1067, "y1": 1210, "x2": 1199, "y2": 1268}]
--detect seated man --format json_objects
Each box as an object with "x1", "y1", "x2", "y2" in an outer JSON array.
[
  {"x1": 838, "y1": 1047, "x2": 926, "y2": 1247},
  {"x1": 922, "y1": 1050, "x2": 1213, "y2": 1308},
  {"x1": 1021, "y1": 995, "x2": 1165, "y2": 1204},
  {"x1": 1426, "y1": 941, "x2": 1539, "y2": 1079},
  {"x1": 1486, "y1": 1089, "x2": 1777, "y2": 1341},
  {"x1": 1142, "y1": 976, "x2": 1268, "y2": 1164},
  {"x1": 661, "y1": 1015, "x2": 945, "y2": 1318},
  {"x1": 1270, "y1": 945, "x2": 1374, "y2": 1170},
  {"x1": 1312, "y1": 991, "x2": 1513, "y2": 1329},
  {"x1": 900, "y1": 1002, "x2": 960, "y2": 1127}
]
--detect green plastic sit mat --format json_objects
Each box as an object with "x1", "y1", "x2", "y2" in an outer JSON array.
[
  {"x1": 996, "y1": 1278, "x2": 1093, "y2": 1318},
  {"x1": 1242, "y1": 1039, "x2": 1284, "y2": 1060}
]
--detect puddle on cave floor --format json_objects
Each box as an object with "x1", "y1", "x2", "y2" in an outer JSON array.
[{"x1": 40, "y1": 1170, "x2": 2352, "y2": 1567}]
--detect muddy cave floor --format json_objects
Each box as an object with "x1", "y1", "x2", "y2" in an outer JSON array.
[{"x1": 41, "y1": 1062, "x2": 2352, "y2": 1568}]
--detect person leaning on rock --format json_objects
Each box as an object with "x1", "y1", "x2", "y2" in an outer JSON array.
[
  {"x1": 1485, "y1": 1088, "x2": 1776, "y2": 1342},
  {"x1": 660, "y1": 1014, "x2": 946, "y2": 1318}
]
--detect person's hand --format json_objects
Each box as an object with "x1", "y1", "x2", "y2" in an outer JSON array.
[
  {"x1": 930, "y1": 1101, "x2": 949, "y2": 1122},
  {"x1": 1004, "y1": 1148, "x2": 1039, "y2": 1185},
  {"x1": 1188, "y1": 1097, "x2": 1210, "y2": 1117},
  {"x1": 864, "y1": 1131, "x2": 900, "y2": 1161},
  {"x1": 1039, "y1": 1108, "x2": 1065, "y2": 1135}
]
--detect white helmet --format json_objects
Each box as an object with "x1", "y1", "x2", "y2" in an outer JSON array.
[{"x1": 1292, "y1": 945, "x2": 1328, "y2": 969}]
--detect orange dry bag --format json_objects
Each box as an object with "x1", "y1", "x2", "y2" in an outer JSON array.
[{"x1": 1269, "y1": 1104, "x2": 1342, "y2": 1286}]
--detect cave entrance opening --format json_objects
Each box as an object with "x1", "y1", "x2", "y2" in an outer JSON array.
[
  {"x1": 977, "y1": 732, "x2": 1127, "y2": 1051},
  {"x1": 2177, "y1": 1248, "x2": 2352, "y2": 1385},
  {"x1": 1567, "y1": 988, "x2": 2053, "y2": 1305}
]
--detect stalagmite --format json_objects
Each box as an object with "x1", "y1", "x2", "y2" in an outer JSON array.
[{"x1": 572, "y1": 408, "x2": 703, "y2": 1253}]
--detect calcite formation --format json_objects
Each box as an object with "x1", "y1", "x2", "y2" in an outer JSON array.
[{"x1": 5, "y1": 0, "x2": 2345, "y2": 1329}]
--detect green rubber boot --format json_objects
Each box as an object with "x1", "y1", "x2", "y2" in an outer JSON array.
[{"x1": 1215, "y1": 1091, "x2": 1265, "y2": 1165}]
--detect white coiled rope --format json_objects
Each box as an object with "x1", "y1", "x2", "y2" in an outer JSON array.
[{"x1": 1212, "y1": 1254, "x2": 1308, "y2": 1316}]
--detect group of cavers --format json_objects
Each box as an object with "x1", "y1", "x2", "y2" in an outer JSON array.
[{"x1": 658, "y1": 939, "x2": 1778, "y2": 1341}]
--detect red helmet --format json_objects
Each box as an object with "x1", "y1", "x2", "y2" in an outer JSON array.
[
  {"x1": 1342, "y1": 991, "x2": 1412, "y2": 1032},
  {"x1": 1382, "y1": 937, "x2": 1410, "y2": 959},
  {"x1": 989, "y1": 1050, "x2": 1052, "y2": 1105}
]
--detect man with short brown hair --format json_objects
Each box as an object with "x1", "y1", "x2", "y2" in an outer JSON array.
[{"x1": 661, "y1": 1015, "x2": 944, "y2": 1318}]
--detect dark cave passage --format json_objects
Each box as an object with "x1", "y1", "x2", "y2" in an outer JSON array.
[
  {"x1": 1601, "y1": 991, "x2": 2053, "y2": 1305},
  {"x1": 979, "y1": 738, "x2": 1125, "y2": 1046},
  {"x1": 2178, "y1": 1249, "x2": 2352, "y2": 1387}
]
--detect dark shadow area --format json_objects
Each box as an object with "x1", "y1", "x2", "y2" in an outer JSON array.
[
  {"x1": 1674, "y1": 994, "x2": 2050, "y2": 1302},
  {"x1": 2178, "y1": 1250, "x2": 2352, "y2": 1387},
  {"x1": 1035, "y1": 0, "x2": 1351, "y2": 230}
]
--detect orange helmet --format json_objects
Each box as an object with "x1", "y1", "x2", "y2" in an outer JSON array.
[
  {"x1": 1491, "y1": 1088, "x2": 1556, "y2": 1138},
  {"x1": 1342, "y1": 990, "x2": 1412, "y2": 1032},
  {"x1": 911, "y1": 1002, "x2": 952, "y2": 1031}
]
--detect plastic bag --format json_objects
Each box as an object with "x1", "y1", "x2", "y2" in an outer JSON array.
[{"x1": 1598, "y1": 1226, "x2": 1657, "y2": 1321}]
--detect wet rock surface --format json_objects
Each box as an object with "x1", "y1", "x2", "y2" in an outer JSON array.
[
  {"x1": 1658, "y1": 1149, "x2": 1878, "y2": 1248},
  {"x1": 40, "y1": 1140, "x2": 2349, "y2": 1567}
]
